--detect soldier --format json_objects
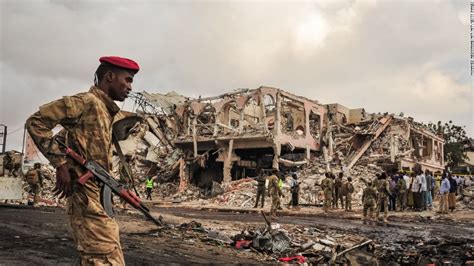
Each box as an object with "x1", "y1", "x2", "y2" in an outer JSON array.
[
  {"x1": 343, "y1": 177, "x2": 354, "y2": 211},
  {"x1": 3, "y1": 150, "x2": 22, "y2": 177},
  {"x1": 333, "y1": 172, "x2": 344, "y2": 209},
  {"x1": 268, "y1": 169, "x2": 282, "y2": 219},
  {"x1": 321, "y1": 172, "x2": 334, "y2": 213},
  {"x1": 376, "y1": 172, "x2": 391, "y2": 224},
  {"x1": 25, "y1": 163, "x2": 47, "y2": 206},
  {"x1": 26, "y1": 56, "x2": 140, "y2": 265},
  {"x1": 362, "y1": 180, "x2": 377, "y2": 224},
  {"x1": 253, "y1": 170, "x2": 266, "y2": 208},
  {"x1": 396, "y1": 172, "x2": 407, "y2": 211}
]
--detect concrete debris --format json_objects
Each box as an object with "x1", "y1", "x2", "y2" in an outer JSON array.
[{"x1": 207, "y1": 230, "x2": 233, "y2": 245}]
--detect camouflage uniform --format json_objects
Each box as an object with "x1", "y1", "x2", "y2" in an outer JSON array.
[
  {"x1": 362, "y1": 185, "x2": 377, "y2": 223},
  {"x1": 376, "y1": 179, "x2": 391, "y2": 222},
  {"x1": 3, "y1": 151, "x2": 22, "y2": 177},
  {"x1": 333, "y1": 177, "x2": 343, "y2": 208},
  {"x1": 343, "y1": 181, "x2": 354, "y2": 211},
  {"x1": 26, "y1": 87, "x2": 125, "y2": 265},
  {"x1": 267, "y1": 174, "x2": 282, "y2": 217},
  {"x1": 25, "y1": 167, "x2": 43, "y2": 205},
  {"x1": 321, "y1": 177, "x2": 333, "y2": 213},
  {"x1": 396, "y1": 177, "x2": 407, "y2": 211}
]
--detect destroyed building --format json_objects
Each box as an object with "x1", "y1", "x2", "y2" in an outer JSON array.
[
  {"x1": 129, "y1": 86, "x2": 445, "y2": 192},
  {"x1": 172, "y1": 86, "x2": 327, "y2": 188}
]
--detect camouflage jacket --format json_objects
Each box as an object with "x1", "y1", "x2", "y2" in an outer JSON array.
[
  {"x1": 342, "y1": 181, "x2": 354, "y2": 195},
  {"x1": 267, "y1": 175, "x2": 282, "y2": 196},
  {"x1": 396, "y1": 178, "x2": 406, "y2": 193},
  {"x1": 26, "y1": 86, "x2": 120, "y2": 179},
  {"x1": 377, "y1": 179, "x2": 391, "y2": 198},
  {"x1": 321, "y1": 178, "x2": 334, "y2": 194},
  {"x1": 25, "y1": 169, "x2": 43, "y2": 186},
  {"x1": 362, "y1": 186, "x2": 377, "y2": 206}
]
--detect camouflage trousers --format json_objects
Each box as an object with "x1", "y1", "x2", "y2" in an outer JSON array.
[
  {"x1": 323, "y1": 192, "x2": 332, "y2": 213},
  {"x1": 30, "y1": 184, "x2": 40, "y2": 205},
  {"x1": 397, "y1": 192, "x2": 406, "y2": 211},
  {"x1": 376, "y1": 197, "x2": 389, "y2": 220},
  {"x1": 270, "y1": 193, "x2": 280, "y2": 217},
  {"x1": 67, "y1": 180, "x2": 124, "y2": 265},
  {"x1": 363, "y1": 204, "x2": 375, "y2": 221},
  {"x1": 345, "y1": 193, "x2": 352, "y2": 211}
]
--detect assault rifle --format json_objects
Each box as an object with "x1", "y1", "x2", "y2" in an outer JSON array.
[{"x1": 55, "y1": 139, "x2": 163, "y2": 227}]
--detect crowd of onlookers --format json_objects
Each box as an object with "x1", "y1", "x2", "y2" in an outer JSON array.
[{"x1": 385, "y1": 170, "x2": 469, "y2": 214}]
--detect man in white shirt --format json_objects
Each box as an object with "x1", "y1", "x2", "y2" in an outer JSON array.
[
  {"x1": 411, "y1": 172, "x2": 422, "y2": 211},
  {"x1": 419, "y1": 172, "x2": 427, "y2": 210}
]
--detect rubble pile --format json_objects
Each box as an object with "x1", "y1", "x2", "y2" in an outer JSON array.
[
  {"x1": 460, "y1": 181, "x2": 474, "y2": 210},
  {"x1": 16, "y1": 164, "x2": 61, "y2": 207},
  {"x1": 174, "y1": 215, "x2": 376, "y2": 264},
  {"x1": 211, "y1": 178, "x2": 261, "y2": 208}
]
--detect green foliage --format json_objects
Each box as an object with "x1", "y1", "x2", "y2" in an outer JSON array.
[{"x1": 426, "y1": 121, "x2": 468, "y2": 168}]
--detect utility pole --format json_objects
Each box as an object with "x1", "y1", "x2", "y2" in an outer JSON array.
[
  {"x1": 0, "y1": 124, "x2": 7, "y2": 154},
  {"x1": 471, "y1": 1, "x2": 474, "y2": 75}
]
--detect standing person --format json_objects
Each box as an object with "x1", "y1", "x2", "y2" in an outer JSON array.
[
  {"x1": 25, "y1": 163, "x2": 47, "y2": 206},
  {"x1": 145, "y1": 176, "x2": 154, "y2": 200},
  {"x1": 332, "y1": 172, "x2": 344, "y2": 209},
  {"x1": 268, "y1": 169, "x2": 282, "y2": 219},
  {"x1": 344, "y1": 177, "x2": 354, "y2": 211},
  {"x1": 388, "y1": 175, "x2": 398, "y2": 211},
  {"x1": 376, "y1": 172, "x2": 391, "y2": 224},
  {"x1": 425, "y1": 170, "x2": 434, "y2": 209},
  {"x1": 26, "y1": 56, "x2": 140, "y2": 265},
  {"x1": 438, "y1": 173, "x2": 450, "y2": 214},
  {"x1": 362, "y1": 181, "x2": 377, "y2": 224},
  {"x1": 289, "y1": 173, "x2": 300, "y2": 210},
  {"x1": 321, "y1": 172, "x2": 334, "y2": 213},
  {"x1": 448, "y1": 174, "x2": 458, "y2": 212},
  {"x1": 253, "y1": 170, "x2": 266, "y2": 208},
  {"x1": 419, "y1": 170, "x2": 427, "y2": 211},
  {"x1": 411, "y1": 172, "x2": 421, "y2": 211},
  {"x1": 396, "y1": 172, "x2": 407, "y2": 211},
  {"x1": 336, "y1": 172, "x2": 344, "y2": 209}
]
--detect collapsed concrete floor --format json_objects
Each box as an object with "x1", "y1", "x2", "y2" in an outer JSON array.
[{"x1": 1, "y1": 203, "x2": 473, "y2": 265}]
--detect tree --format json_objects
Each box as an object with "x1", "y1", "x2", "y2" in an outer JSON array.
[{"x1": 426, "y1": 121, "x2": 468, "y2": 168}]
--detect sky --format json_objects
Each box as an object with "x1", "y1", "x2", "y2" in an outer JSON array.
[{"x1": 0, "y1": 0, "x2": 472, "y2": 152}]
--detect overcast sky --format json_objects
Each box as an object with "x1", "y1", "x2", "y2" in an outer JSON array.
[{"x1": 1, "y1": 0, "x2": 472, "y2": 152}]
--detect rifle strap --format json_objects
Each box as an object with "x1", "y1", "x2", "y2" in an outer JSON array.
[{"x1": 112, "y1": 134, "x2": 140, "y2": 197}]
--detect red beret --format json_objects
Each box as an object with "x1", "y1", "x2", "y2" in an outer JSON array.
[{"x1": 99, "y1": 56, "x2": 140, "y2": 74}]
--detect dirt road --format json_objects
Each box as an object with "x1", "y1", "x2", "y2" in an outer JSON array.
[{"x1": 0, "y1": 205, "x2": 261, "y2": 265}]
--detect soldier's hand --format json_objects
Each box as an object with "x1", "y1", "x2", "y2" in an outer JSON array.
[{"x1": 54, "y1": 164, "x2": 72, "y2": 198}]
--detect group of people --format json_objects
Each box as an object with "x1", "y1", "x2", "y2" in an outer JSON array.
[
  {"x1": 357, "y1": 169, "x2": 466, "y2": 224},
  {"x1": 253, "y1": 169, "x2": 300, "y2": 219},
  {"x1": 254, "y1": 169, "x2": 356, "y2": 219},
  {"x1": 321, "y1": 172, "x2": 355, "y2": 212},
  {"x1": 253, "y1": 167, "x2": 469, "y2": 224}
]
